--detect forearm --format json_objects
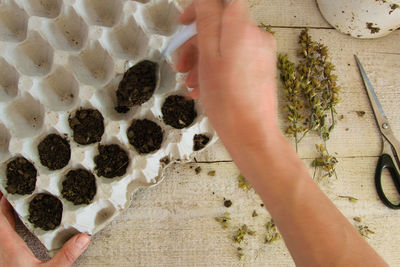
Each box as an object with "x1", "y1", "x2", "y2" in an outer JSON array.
[{"x1": 225, "y1": 128, "x2": 387, "y2": 267}]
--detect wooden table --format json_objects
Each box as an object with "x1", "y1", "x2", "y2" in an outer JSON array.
[{"x1": 21, "y1": 0, "x2": 400, "y2": 266}]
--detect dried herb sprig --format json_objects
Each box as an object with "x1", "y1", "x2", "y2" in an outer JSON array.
[
  {"x1": 357, "y1": 225, "x2": 375, "y2": 238},
  {"x1": 215, "y1": 212, "x2": 231, "y2": 229},
  {"x1": 258, "y1": 23, "x2": 275, "y2": 35},
  {"x1": 278, "y1": 54, "x2": 307, "y2": 152},
  {"x1": 297, "y1": 28, "x2": 340, "y2": 141},
  {"x1": 339, "y1": 195, "x2": 358, "y2": 203},
  {"x1": 312, "y1": 144, "x2": 338, "y2": 179},
  {"x1": 237, "y1": 247, "x2": 245, "y2": 260},
  {"x1": 265, "y1": 219, "x2": 281, "y2": 244},
  {"x1": 233, "y1": 224, "x2": 248, "y2": 244},
  {"x1": 238, "y1": 174, "x2": 252, "y2": 191}
]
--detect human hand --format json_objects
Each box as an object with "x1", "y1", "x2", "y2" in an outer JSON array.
[
  {"x1": 177, "y1": 0, "x2": 278, "y2": 152},
  {"x1": 0, "y1": 191, "x2": 90, "y2": 267}
]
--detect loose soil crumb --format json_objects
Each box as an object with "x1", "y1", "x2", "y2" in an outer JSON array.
[
  {"x1": 162, "y1": 95, "x2": 197, "y2": 129},
  {"x1": 6, "y1": 157, "x2": 37, "y2": 195},
  {"x1": 160, "y1": 156, "x2": 170, "y2": 165},
  {"x1": 62, "y1": 169, "x2": 97, "y2": 205},
  {"x1": 116, "y1": 60, "x2": 158, "y2": 112},
  {"x1": 38, "y1": 134, "x2": 71, "y2": 170},
  {"x1": 224, "y1": 199, "x2": 232, "y2": 207},
  {"x1": 366, "y1": 22, "x2": 380, "y2": 34},
  {"x1": 69, "y1": 109, "x2": 104, "y2": 145},
  {"x1": 94, "y1": 144, "x2": 129, "y2": 178},
  {"x1": 28, "y1": 193, "x2": 63, "y2": 231},
  {"x1": 195, "y1": 166, "x2": 201, "y2": 174},
  {"x1": 127, "y1": 119, "x2": 163, "y2": 154},
  {"x1": 193, "y1": 134, "x2": 210, "y2": 151}
]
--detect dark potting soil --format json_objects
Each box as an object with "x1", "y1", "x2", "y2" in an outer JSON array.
[
  {"x1": 69, "y1": 109, "x2": 105, "y2": 145},
  {"x1": 162, "y1": 95, "x2": 197, "y2": 129},
  {"x1": 6, "y1": 157, "x2": 37, "y2": 195},
  {"x1": 115, "y1": 60, "x2": 158, "y2": 112},
  {"x1": 193, "y1": 134, "x2": 210, "y2": 151},
  {"x1": 127, "y1": 119, "x2": 163, "y2": 154},
  {"x1": 62, "y1": 169, "x2": 97, "y2": 205},
  {"x1": 28, "y1": 193, "x2": 63, "y2": 231},
  {"x1": 38, "y1": 134, "x2": 71, "y2": 170},
  {"x1": 94, "y1": 144, "x2": 129, "y2": 178}
]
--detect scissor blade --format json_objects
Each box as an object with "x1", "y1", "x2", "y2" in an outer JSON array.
[{"x1": 354, "y1": 55, "x2": 387, "y2": 119}]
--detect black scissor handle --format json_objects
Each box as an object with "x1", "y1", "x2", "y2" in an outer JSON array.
[{"x1": 375, "y1": 154, "x2": 400, "y2": 209}]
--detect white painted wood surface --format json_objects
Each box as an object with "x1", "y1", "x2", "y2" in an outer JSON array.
[{"x1": 19, "y1": 0, "x2": 400, "y2": 266}]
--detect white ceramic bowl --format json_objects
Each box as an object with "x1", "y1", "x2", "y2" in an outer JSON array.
[{"x1": 317, "y1": 0, "x2": 400, "y2": 38}]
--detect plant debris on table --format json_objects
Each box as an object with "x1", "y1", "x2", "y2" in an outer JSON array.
[
  {"x1": 38, "y1": 134, "x2": 71, "y2": 170},
  {"x1": 94, "y1": 144, "x2": 129, "y2": 178},
  {"x1": 338, "y1": 195, "x2": 358, "y2": 203},
  {"x1": 162, "y1": 95, "x2": 197, "y2": 129},
  {"x1": 28, "y1": 193, "x2": 63, "y2": 231},
  {"x1": 69, "y1": 109, "x2": 105, "y2": 145},
  {"x1": 238, "y1": 174, "x2": 252, "y2": 191},
  {"x1": 127, "y1": 119, "x2": 163, "y2": 154},
  {"x1": 193, "y1": 134, "x2": 210, "y2": 151},
  {"x1": 115, "y1": 60, "x2": 158, "y2": 112},
  {"x1": 208, "y1": 170, "x2": 216, "y2": 176},
  {"x1": 62, "y1": 169, "x2": 97, "y2": 205},
  {"x1": 215, "y1": 212, "x2": 231, "y2": 229},
  {"x1": 6, "y1": 157, "x2": 37, "y2": 195},
  {"x1": 265, "y1": 219, "x2": 281, "y2": 244}
]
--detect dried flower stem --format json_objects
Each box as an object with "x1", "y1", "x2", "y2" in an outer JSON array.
[{"x1": 278, "y1": 54, "x2": 307, "y2": 152}]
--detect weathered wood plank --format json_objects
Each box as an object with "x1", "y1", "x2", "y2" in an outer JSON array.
[
  {"x1": 72, "y1": 159, "x2": 400, "y2": 266},
  {"x1": 195, "y1": 28, "x2": 400, "y2": 162}
]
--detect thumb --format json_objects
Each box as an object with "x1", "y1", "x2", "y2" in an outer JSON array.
[{"x1": 45, "y1": 234, "x2": 90, "y2": 267}]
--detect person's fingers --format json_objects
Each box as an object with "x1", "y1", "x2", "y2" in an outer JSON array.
[
  {"x1": 177, "y1": 37, "x2": 198, "y2": 73},
  {"x1": 181, "y1": 2, "x2": 195, "y2": 24},
  {"x1": 223, "y1": 0, "x2": 253, "y2": 25},
  {"x1": 188, "y1": 87, "x2": 200, "y2": 99},
  {"x1": 46, "y1": 234, "x2": 90, "y2": 267},
  {"x1": 0, "y1": 195, "x2": 15, "y2": 229},
  {"x1": 259, "y1": 28, "x2": 277, "y2": 51},
  {"x1": 185, "y1": 65, "x2": 199, "y2": 89},
  {"x1": 195, "y1": 0, "x2": 224, "y2": 58}
]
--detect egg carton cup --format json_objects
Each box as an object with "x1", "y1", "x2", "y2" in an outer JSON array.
[{"x1": 0, "y1": 0, "x2": 217, "y2": 255}]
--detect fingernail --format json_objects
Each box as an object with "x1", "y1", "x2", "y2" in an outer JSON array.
[
  {"x1": 75, "y1": 235, "x2": 90, "y2": 250},
  {"x1": 187, "y1": 87, "x2": 194, "y2": 92}
]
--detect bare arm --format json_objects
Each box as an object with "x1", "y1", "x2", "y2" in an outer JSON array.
[{"x1": 178, "y1": 0, "x2": 387, "y2": 266}]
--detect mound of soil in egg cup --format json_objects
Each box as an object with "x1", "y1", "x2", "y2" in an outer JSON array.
[
  {"x1": 193, "y1": 134, "x2": 210, "y2": 151},
  {"x1": 69, "y1": 109, "x2": 105, "y2": 145},
  {"x1": 94, "y1": 144, "x2": 129, "y2": 178},
  {"x1": 38, "y1": 134, "x2": 71, "y2": 170},
  {"x1": 28, "y1": 193, "x2": 63, "y2": 231},
  {"x1": 115, "y1": 60, "x2": 158, "y2": 113},
  {"x1": 6, "y1": 157, "x2": 37, "y2": 195},
  {"x1": 127, "y1": 119, "x2": 163, "y2": 154},
  {"x1": 61, "y1": 169, "x2": 97, "y2": 205},
  {"x1": 162, "y1": 95, "x2": 197, "y2": 129}
]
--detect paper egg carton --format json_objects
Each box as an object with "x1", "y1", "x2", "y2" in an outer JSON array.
[{"x1": 0, "y1": 0, "x2": 217, "y2": 255}]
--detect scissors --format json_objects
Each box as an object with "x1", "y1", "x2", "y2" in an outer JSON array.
[{"x1": 355, "y1": 55, "x2": 400, "y2": 209}]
